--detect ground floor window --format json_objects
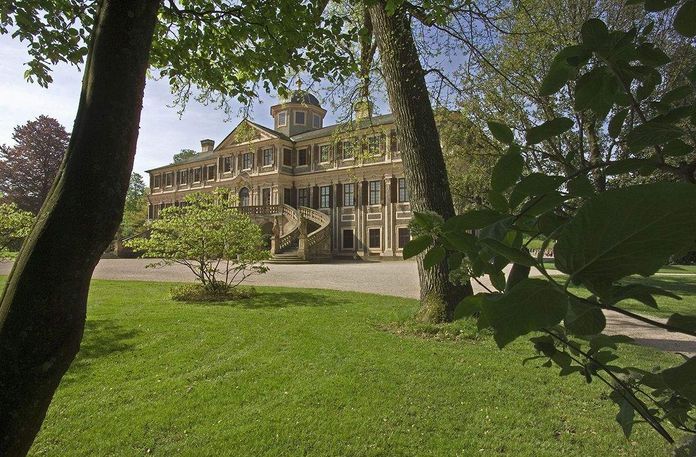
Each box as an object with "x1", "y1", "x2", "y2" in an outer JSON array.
[
  {"x1": 342, "y1": 229, "x2": 354, "y2": 250},
  {"x1": 398, "y1": 227, "x2": 411, "y2": 249},
  {"x1": 368, "y1": 228, "x2": 381, "y2": 249},
  {"x1": 343, "y1": 183, "x2": 355, "y2": 206},
  {"x1": 298, "y1": 188, "x2": 310, "y2": 207},
  {"x1": 239, "y1": 187, "x2": 250, "y2": 206},
  {"x1": 320, "y1": 185, "x2": 331, "y2": 208}
]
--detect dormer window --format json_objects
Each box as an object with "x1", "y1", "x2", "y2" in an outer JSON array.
[
  {"x1": 277, "y1": 111, "x2": 287, "y2": 127},
  {"x1": 295, "y1": 111, "x2": 306, "y2": 125},
  {"x1": 313, "y1": 114, "x2": 321, "y2": 128}
]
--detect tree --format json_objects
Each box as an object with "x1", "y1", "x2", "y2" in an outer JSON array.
[
  {"x1": 173, "y1": 148, "x2": 198, "y2": 164},
  {"x1": 120, "y1": 173, "x2": 148, "y2": 239},
  {"x1": 0, "y1": 116, "x2": 69, "y2": 213},
  {"x1": 407, "y1": 1, "x2": 696, "y2": 444},
  {"x1": 0, "y1": 203, "x2": 34, "y2": 258},
  {"x1": 126, "y1": 190, "x2": 269, "y2": 294},
  {"x1": 0, "y1": 1, "x2": 352, "y2": 453},
  {"x1": 367, "y1": 0, "x2": 472, "y2": 323}
]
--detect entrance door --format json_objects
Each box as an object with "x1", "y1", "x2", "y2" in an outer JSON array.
[{"x1": 262, "y1": 188, "x2": 271, "y2": 206}]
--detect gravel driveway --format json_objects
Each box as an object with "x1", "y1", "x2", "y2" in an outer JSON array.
[{"x1": 1, "y1": 258, "x2": 694, "y2": 354}]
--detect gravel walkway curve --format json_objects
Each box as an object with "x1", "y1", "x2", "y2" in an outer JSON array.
[{"x1": 1, "y1": 258, "x2": 694, "y2": 354}]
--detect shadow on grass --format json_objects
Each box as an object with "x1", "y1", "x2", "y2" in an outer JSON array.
[
  {"x1": 192, "y1": 290, "x2": 350, "y2": 309},
  {"x1": 61, "y1": 319, "x2": 140, "y2": 385}
]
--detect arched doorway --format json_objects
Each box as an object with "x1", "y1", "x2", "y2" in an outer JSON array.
[{"x1": 239, "y1": 187, "x2": 250, "y2": 206}]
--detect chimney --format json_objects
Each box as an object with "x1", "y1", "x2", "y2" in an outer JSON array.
[
  {"x1": 354, "y1": 100, "x2": 373, "y2": 120},
  {"x1": 200, "y1": 139, "x2": 215, "y2": 152}
]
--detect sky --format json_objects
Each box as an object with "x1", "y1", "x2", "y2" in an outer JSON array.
[{"x1": 0, "y1": 34, "x2": 350, "y2": 177}]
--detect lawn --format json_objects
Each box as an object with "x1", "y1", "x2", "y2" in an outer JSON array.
[{"x1": 1, "y1": 278, "x2": 685, "y2": 456}]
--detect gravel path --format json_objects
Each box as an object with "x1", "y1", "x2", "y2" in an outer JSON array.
[{"x1": 1, "y1": 258, "x2": 694, "y2": 354}]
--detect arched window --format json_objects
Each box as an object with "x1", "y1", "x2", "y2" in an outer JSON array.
[{"x1": 239, "y1": 187, "x2": 250, "y2": 206}]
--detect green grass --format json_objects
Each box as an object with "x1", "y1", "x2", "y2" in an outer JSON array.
[{"x1": 3, "y1": 278, "x2": 684, "y2": 456}]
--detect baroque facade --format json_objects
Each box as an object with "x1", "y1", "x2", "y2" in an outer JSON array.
[{"x1": 146, "y1": 92, "x2": 412, "y2": 261}]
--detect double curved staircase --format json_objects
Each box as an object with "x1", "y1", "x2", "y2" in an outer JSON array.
[{"x1": 238, "y1": 204, "x2": 331, "y2": 264}]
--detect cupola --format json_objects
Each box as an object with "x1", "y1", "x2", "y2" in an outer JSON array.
[{"x1": 270, "y1": 86, "x2": 327, "y2": 136}]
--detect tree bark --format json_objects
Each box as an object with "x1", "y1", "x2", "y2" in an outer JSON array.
[
  {"x1": 0, "y1": 1, "x2": 160, "y2": 455},
  {"x1": 368, "y1": 0, "x2": 472, "y2": 321}
]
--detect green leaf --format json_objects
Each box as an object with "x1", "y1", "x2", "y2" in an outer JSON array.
[
  {"x1": 567, "y1": 175, "x2": 595, "y2": 197},
  {"x1": 666, "y1": 313, "x2": 696, "y2": 333},
  {"x1": 636, "y1": 43, "x2": 671, "y2": 67},
  {"x1": 554, "y1": 183, "x2": 696, "y2": 292},
  {"x1": 480, "y1": 239, "x2": 536, "y2": 267},
  {"x1": 604, "y1": 159, "x2": 657, "y2": 176},
  {"x1": 526, "y1": 118, "x2": 574, "y2": 145},
  {"x1": 581, "y1": 19, "x2": 609, "y2": 51},
  {"x1": 412, "y1": 212, "x2": 443, "y2": 231},
  {"x1": 674, "y1": 0, "x2": 696, "y2": 38},
  {"x1": 423, "y1": 246, "x2": 446, "y2": 269},
  {"x1": 661, "y1": 85, "x2": 692, "y2": 106},
  {"x1": 662, "y1": 357, "x2": 696, "y2": 403},
  {"x1": 626, "y1": 120, "x2": 683, "y2": 151},
  {"x1": 443, "y1": 231, "x2": 478, "y2": 254},
  {"x1": 610, "y1": 390, "x2": 635, "y2": 438},
  {"x1": 510, "y1": 173, "x2": 565, "y2": 208},
  {"x1": 487, "y1": 190, "x2": 509, "y2": 212},
  {"x1": 454, "y1": 294, "x2": 485, "y2": 320},
  {"x1": 491, "y1": 153, "x2": 524, "y2": 192},
  {"x1": 662, "y1": 139, "x2": 694, "y2": 157},
  {"x1": 482, "y1": 279, "x2": 568, "y2": 348},
  {"x1": 609, "y1": 283, "x2": 680, "y2": 308},
  {"x1": 574, "y1": 66, "x2": 617, "y2": 118},
  {"x1": 403, "y1": 235, "x2": 432, "y2": 259},
  {"x1": 487, "y1": 121, "x2": 514, "y2": 144},
  {"x1": 565, "y1": 299, "x2": 606, "y2": 336},
  {"x1": 489, "y1": 270, "x2": 507, "y2": 291},
  {"x1": 645, "y1": 0, "x2": 678, "y2": 11},
  {"x1": 443, "y1": 210, "x2": 505, "y2": 232},
  {"x1": 540, "y1": 45, "x2": 591, "y2": 96},
  {"x1": 608, "y1": 109, "x2": 628, "y2": 138}
]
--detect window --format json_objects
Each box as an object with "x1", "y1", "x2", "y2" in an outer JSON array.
[
  {"x1": 319, "y1": 186, "x2": 330, "y2": 208},
  {"x1": 342, "y1": 229, "x2": 354, "y2": 250},
  {"x1": 295, "y1": 111, "x2": 306, "y2": 125},
  {"x1": 313, "y1": 114, "x2": 321, "y2": 128},
  {"x1": 153, "y1": 174, "x2": 161, "y2": 188},
  {"x1": 277, "y1": 111, "x2": 287, "y2": 127},
  {"x1": 262, "y1": 188, "x2": 271, "y2": 205},
  {"x1": 398, "y1": 178, "x2": 409, "y2": 202},
  {"x1": 192, "y1": 168, "x2": 202, "y2": 183},
  {"x1": 369, "y1": 180, "x2": 381, "y2": 205},
  {"x1": 223, "y1": 156, "x2": 232, "y2": 173},
  {"x1": 367, "y1": 135, "x2": 380, "y2": 156},
  {"x1": 283, "y1": 148, "x2": 292, "y2": 166},
  {"x1": 242, "y1": 153, "x2": 252, "y2": 170},
  {"x1": 368, "y1": 228, "x2": 381, "y2": 249},
  {"x1": 179, "y1": 169, "x2": 188, "y2": 185},
  {"x1": 297, "y1": 148, "x2": 308, "y2": 166},
  {"x1": 206, "y1": 165, "x2": 216, "y2": 181},
  {"x1": 343, "y1": 183, "x2": 355, "y2": 206},
  {"x1": 342, "y1": 140, "x2": 354, "y2": 160},
  {"x1": 263, "y1": 148, "x2": 273, "y2": 166},
  {"x1": 239, "y1": 187, "x2": 250, "y2": 206},
  {"x1": 298, "y1": 188, "x2": 310, "y2": 207},
  {"x1": 319, "y1": 144, "x2": 331, "y2": 163},
  {"x1": 398, "y1": 227, "x2": 411, "y2": 249},
  {"x1": 165, "y1": 172, "x2": 173, "y2": 187}
]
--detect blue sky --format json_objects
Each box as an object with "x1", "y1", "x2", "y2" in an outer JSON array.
[{"x1": 0, "y1": 34, "x2": 355, "y2": 177}]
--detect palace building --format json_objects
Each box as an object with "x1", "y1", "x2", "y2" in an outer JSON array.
[{"x1": 146, "y1": 91, "x2": 412, "y2": 262}]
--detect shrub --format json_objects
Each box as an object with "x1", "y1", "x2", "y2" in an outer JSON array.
[{"x1": 170, "y1": 283, "x2": 256, "y2": 302}]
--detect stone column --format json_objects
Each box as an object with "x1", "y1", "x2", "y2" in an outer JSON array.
[
  {"x1": 383, "y1": 175, "x2": 394, "y2": 257},
  {"x1": 297, "y1": 217, "x2": 308, "y2": 260}
]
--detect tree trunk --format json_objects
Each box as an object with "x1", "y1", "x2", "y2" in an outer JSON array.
[
  {"x1": 0, "y1": 1, "x2": 159, "y2": 455},
  {"x1": 368, "y1": 0, "x2": 472, "y2": 322},
  {"x1": 585, "y1": 116, "x2": 606, "y2": 192}
]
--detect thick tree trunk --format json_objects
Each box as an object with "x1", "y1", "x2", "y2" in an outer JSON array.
[
  {"x1": 368, "y1": 1, "x2": 472, "y2": 322},
  {"x1": 0, "y1": 1, "x2": 160, "y2": 455}
]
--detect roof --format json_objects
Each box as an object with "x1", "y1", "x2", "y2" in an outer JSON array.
[
  {"x1": 290, "y1": 114, "x2": 394, "y2": 142},
  {"x1": 282, "y1": 90, "x2": 321, "y2": 107},
  {"x1": 146, "y1": 113, "x2": 395, "y2": 173}
]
